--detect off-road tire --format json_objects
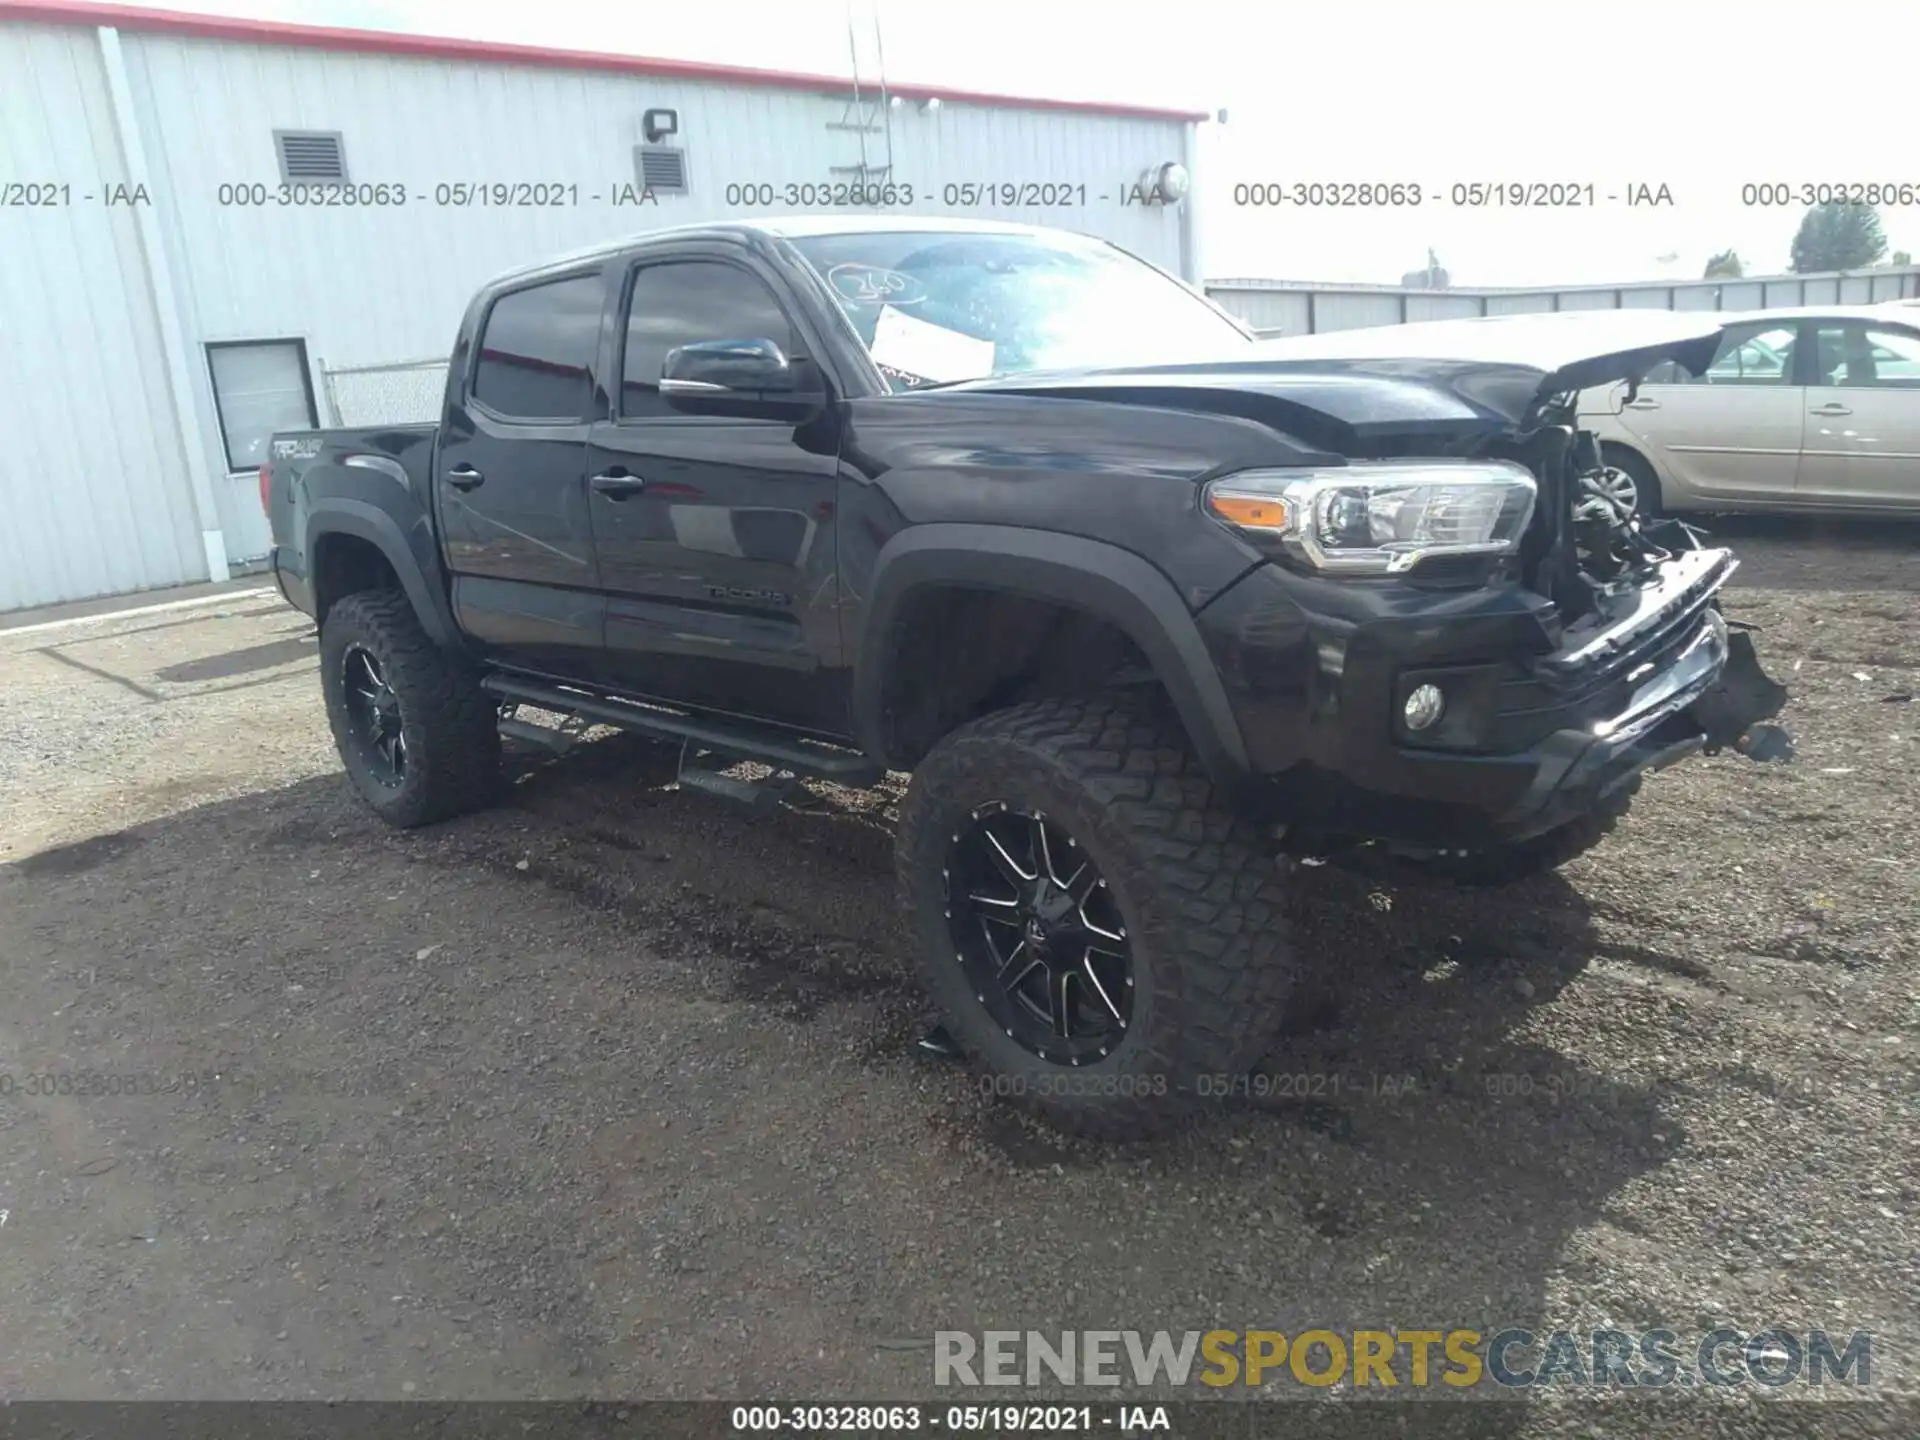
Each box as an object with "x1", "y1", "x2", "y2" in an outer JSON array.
[
  {"x1": 896, "y1": 697, "x2": 1296, "y2": 1138},
  {"x1": 319, "y1": 589, "x2": 500, "y2": 829},
  {"x1": 1408, "y1": 780, "x2": 1640, "y2": 887}
]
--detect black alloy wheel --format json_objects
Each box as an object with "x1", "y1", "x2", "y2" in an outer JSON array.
[
  {"x1": 897, "y1": 697, "x2": 1298, "y2": 1137},
  {"x1": 944, "y1": 802, "x2": 1134, "y2": 1065},
  {"x1": 340, "y1": 642, "x2": 407, "y2": 785}
]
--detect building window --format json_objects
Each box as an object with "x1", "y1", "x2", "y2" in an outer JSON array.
[{"x1": 207, "y1": 340, "x2": 319, "y2": 472}]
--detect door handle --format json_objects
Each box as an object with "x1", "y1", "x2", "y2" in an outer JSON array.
[
  {"x1": 590, "y1": 471, "x2": 647, "y2": 500},
  {"x1": 1623, "y1": 397, "x2": 1662, "y2": 410},
  {"x1": 1810, "y1": 403, "x2": 1853, "y2": 417},
  {"x1": 445, "y1": 465, "x2": 485, "y2": 491}
]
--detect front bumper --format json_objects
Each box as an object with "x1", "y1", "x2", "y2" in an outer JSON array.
[
  {"x1": 1479, "y1": 607, "x2": 1788, "y2": 845},
  {"x1": 1196, "y1": 546, "x2": 1791, "y2": 847}
]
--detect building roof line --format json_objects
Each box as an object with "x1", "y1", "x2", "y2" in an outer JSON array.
[{"x1": 0, "y1": 0, "x2": 1211, "y2": 123}]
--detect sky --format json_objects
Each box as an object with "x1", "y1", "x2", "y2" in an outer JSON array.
[{"x1": 164, "y1": 0, "x2": 1920, "y2": 287}]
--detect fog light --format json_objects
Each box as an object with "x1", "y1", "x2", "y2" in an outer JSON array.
[{"x1": 1403, "y1": 684, "x2": 1446, "y2": 731}]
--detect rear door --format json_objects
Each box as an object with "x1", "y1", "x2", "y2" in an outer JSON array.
[
  {"x1": 1604, "y1": 319, "x2": 1808, "y2": 505},
  {"x1": 1794, "y1": 317, "x2": 1920, "y2": 510},
  {"x1": 437, "y1": 267, "x2": 609, "y2": 678},
  {"x1": 584, "y1": 248, "x2": 846, "y2": 734}
]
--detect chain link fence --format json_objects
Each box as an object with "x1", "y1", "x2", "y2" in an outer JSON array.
[{"x1": 316, "y1": 357, "x2": 450, "y2": 428}]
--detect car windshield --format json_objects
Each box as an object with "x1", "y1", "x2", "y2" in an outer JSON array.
[{"x1": 785, "y1": 229, "x2": 1252, "y2": 390}]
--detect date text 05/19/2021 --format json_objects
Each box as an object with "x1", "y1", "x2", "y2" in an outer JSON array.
[{"x1": 727, "y1": 1405, "x2": 1172, "y2": 1434}]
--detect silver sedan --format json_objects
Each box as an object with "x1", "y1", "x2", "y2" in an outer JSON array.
[{"x1": 1580, "y1": 305, "x2": 1920, "y2": 518}]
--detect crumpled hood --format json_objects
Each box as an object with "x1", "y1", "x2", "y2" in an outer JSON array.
[
  {"x1": 1245, "y1": 310, "x2": 1726, "y2": 395},
  {"x1": 951, "y1": 311, "x2": 1726, "y2": 437}
]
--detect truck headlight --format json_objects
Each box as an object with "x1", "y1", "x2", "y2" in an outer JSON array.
[{"x1": 1204, "y1": 461, "x2": 1538, "y2": 575}]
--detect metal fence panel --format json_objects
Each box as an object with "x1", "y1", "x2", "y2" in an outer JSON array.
[
  {"x1": 1209, "y1": 267, "x2": 1920, "y2": 334},
  {"x1": 1405, "y1": 294, "x2": 1481, "y2": 321},
  {"x1": 1484, "y1": 293, "x2": 1554, "y2": 315},
  {"x1": 1315, "y1": 293, "x2": 1403, "y2": 332},
  {"x1": 1235, "y1": 291, "x2": 1312, "y2": 336}
]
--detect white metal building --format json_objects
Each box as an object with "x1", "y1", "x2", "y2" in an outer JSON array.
[{"x1": 0, "y1": 1, "x2": 1205, "y2": 612}]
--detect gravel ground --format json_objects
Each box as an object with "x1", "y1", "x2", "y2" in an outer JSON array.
[{"x1": 0, "y1": 519, "x2": 1914, "y2": 1436}]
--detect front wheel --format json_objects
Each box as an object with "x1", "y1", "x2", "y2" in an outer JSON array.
[
  {"x1": 319, "y1": 589, "x2": 500, "y2": 828},
  {"x1": 895, "y1": 698, "x2": 1296, "y2": 1138}
]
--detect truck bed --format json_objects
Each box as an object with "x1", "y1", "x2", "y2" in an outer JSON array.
[{"x1": 263, "y1": 423, "x2": 443, "y2": 631}]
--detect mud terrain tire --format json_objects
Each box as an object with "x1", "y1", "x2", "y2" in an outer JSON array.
[{"x1": 896, "y1": 698, "x2": 1296, "y2": 1138}]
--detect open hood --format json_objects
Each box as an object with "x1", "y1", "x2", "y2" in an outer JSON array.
[
  {"x1": 951, "y1": 311, "x2": 1726, "y2": 436},
  {"x1": 1245, "y1": 311, "x2": 1726, "y2": 398}
]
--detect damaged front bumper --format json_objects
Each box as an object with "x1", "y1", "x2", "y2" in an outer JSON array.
[
  {"x1": 1495, "y1": 602, "x2": 1793, "y2": 844},
  {"x1": 1197, "y1": 542, "x2": 1795, "y2": 848}
]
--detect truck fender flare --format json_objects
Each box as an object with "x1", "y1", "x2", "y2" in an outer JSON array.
[
  {"x1": 303, "y1": 499, "x2": 462, "y2": 650},
  {"x1": 854, "y1": 523, "x2": 1251, "y2": 783}
]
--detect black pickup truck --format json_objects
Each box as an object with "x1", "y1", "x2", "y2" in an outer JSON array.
[{"x1": 265, "y1": 216, "x2": 1791, "y2": 1135}]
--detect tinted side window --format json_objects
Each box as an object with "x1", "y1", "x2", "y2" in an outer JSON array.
[
  {"x1": 472, "y1": 274, "x2": 604, "y2": 421},
  {"x1": 621, "y1": 261, "x2": 797, "y2": 419}
]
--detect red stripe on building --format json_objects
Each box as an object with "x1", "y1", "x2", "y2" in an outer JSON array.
[{"x1": 0, "y1": 0, "x2": 1210, "y2": 123}]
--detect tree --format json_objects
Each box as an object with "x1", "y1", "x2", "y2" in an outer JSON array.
[
  {"x1": 1703, "y1": 249, "x2": 1744, "y2": 278},
  {"x1": 1789, "y1": 203, "x2": 1888, "y2": 272},
  {"x1": 1894, "y1": 250, "x2": 1913, "y2": 266}
]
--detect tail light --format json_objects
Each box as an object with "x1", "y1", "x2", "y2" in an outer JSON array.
[{"x1": 258, "y1": 463, "x2": 272, "y2": 515}]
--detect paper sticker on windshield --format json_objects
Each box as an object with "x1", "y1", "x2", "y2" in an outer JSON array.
[
  {"x1": 869, "y1": 305, "x2": 995, "y2": 385},
  {"x1": 827, "y1": 263, "x2": 926, "y2": 307}
]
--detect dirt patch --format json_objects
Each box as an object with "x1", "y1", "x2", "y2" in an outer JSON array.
[{"x1": 0, "y1": 545, "x2": 1914, "y2": 1427}]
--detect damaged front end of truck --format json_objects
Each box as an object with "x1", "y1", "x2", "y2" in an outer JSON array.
[
  {"x1": 1465, "y1": 321, "x2": 1796, "y2": 773},
  {"x1": 1190, "y1": 311, "x2": 1799, "y2": 854}
]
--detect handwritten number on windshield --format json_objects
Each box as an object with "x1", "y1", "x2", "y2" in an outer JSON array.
[{"x1": 828, "y1": 263, "x2": 925, "y2": 306}]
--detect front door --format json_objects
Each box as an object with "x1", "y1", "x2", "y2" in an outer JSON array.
[
  {"x1": 437, "y1": 268, "x2": 608, "y2": 679},
  {"x1": 1610, "y1": 319, "x2": 1808, "y2": 505},
  {"x1": 585, "y1": 253, "x2": 845, "y2": 734},
  {"x1": 1794, "y1": 318, "x2": 1920, "y2": 510}
]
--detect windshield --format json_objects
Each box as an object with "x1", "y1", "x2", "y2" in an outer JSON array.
[{"x1": 785, "y1": 229, "x2": 1252, "y2": 390}]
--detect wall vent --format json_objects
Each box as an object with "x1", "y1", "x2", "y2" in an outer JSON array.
[
  {"x1": 635, "y1": 144, "x2": 688, "y2": 194},
  {"x1": 274, "y1": 130, "x2": 347, "y2": 183}
]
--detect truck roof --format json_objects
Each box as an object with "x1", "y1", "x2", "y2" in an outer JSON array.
[{"x1": 481, "y1": 215, "x2": 1095, "y2": 289}]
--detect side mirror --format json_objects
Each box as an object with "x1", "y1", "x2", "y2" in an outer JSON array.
[
  {"x1": 663, "y1": 337, "x2": 795, "y2": 393},
  {"x1": 659, "y1": 338, "x2": 821, "y2": 420}
]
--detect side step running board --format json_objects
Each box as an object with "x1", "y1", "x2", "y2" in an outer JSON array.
[
  {"x1": 480, "y1": 674, "x2": 884, "y2": 787},
  {"x1": 498, "y1": 715, "x2": 578, "y2": 755}
]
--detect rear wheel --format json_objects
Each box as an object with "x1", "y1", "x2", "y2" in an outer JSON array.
[
  {"x1": 896, "y1": 698, "x2": 1296, "y2": 1138},
  {"x1": 319, "y1": 589, "x2": 500, "y2": 828}
]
